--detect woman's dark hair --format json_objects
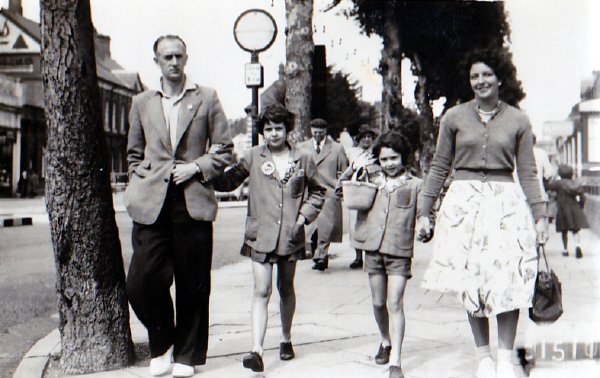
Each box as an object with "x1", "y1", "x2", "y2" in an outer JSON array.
[
  {"x1": 460, "y1": 47, "x2": 525, "y2": 106},
  {"x1": 372, "y1": 130, "x2": 413, "y2": 167},
  {"x1": 256, "y1": 103, "x2": 295, "y2": 134}
]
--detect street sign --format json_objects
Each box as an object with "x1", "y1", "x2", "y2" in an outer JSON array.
[{"x1": 245, "y1": 63, "x2": 263, "y2": 87}]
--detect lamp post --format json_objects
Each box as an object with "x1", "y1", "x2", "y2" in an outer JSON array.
[{"x1": 233, "y1": 9, "x2": 278, "y2": 146}]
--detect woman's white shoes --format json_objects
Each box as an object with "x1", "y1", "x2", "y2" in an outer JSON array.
[
  {"x1": 172, "y1": 363, "x2": 195, "y2": 377},
  {"x1": 476, "y1": 356, "x2": 496, "y2": 378},
  {"x1": 149, "y1": 345, "x2": 173, "y2": 376},
  {"x1": 496, "y1": 361, "x2": 518, "y2": 378}
]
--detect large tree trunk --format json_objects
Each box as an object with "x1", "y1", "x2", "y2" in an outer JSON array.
[
  {"x1": 285, "y1": 0, "x2": 314, "y2": 144},
  {"x1": 40, "y1": 0, "x2": 134, "y2": 373},
  {"x1": 379, "y1": 7, "x2": 402, "y2": 133},
  {"x1": 412, "y1": 54, "x2": 434, "y2": 176}
]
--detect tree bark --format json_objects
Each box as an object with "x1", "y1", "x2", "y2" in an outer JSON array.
[
  {"x1": 40, "y1": 0, "x2": 134, "y2": 373},
  {"x1": 285, "y1": 0, "x2": 314, "y2": 144},
  {"x1": 379, "y1": 7, "x2": 402, "y2": 133},
  {"x1": 412, "y1": 54, "x2": 434, "y2": 175}
]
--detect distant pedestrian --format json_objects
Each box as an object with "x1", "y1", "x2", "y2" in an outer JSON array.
[
  {"x1": 124, "y1": 35, "x2": 232, "y2": 377},
  {"x1": 211, "y1": 103, "x2": 325, "y2": 373},
  {"x1": 345, "y1": 124, "x2": 378, "y2": 269},
  {"x1": 547, "y1": 164, "x2": 589, "y2": 258},
  {"x1": 298, "y1": 118, "x2": 349, "y2": 271},
  {"x1": 339, "y1": 130, "x2": 433, "y2": 378},
  {"x1": 16, "y1": 170, "x2": 29, "y2": 198},
  {"x1": 416, "y1": 47, "x2": 548, "y2": 378},
  {"x1": 28, "y1": 171, "x2": 39, "y2": 198}
]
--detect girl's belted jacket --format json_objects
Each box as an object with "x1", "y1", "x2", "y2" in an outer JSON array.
[{"x1": 212, "y1": 144, "x2": 326, "y2": 256}]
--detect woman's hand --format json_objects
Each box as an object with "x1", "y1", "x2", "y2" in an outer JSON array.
[
  {"x1": 416, "y1": 216, "x2": 432, "y2": 242},
  {"x1": 535, "y1": 217, "x2": 549, "y2": 245}
]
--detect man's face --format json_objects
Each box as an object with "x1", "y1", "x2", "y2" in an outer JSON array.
[
  {"x1": 154, "y1": 38, "x2": 188, "y2": 82},
  {"x1": 311, "y1": 127, "x2": 327, "y2": 143}
]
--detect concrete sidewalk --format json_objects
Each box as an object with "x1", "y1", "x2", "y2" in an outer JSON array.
[{"x1": 13, "y1": 224, "x2": 600, "y2": 378}]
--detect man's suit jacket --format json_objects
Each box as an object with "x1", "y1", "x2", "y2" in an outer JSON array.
[
  {"x1": 125, "y1": 84, "x2": 232, "y2": 225},
  {"x1": 298, "y1": 138, "x2": 348, "y2": 243}
]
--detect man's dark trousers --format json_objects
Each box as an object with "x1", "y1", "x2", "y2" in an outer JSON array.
[{"x1": 127, "y1": 182, "x2": 213, "y2": 365}]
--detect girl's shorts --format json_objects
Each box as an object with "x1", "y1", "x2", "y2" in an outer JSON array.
[{"x1": 364, "y1": 251, "x2": 412, "y2": 278}]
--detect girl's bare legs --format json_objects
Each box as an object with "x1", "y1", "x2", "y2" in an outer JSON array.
[
  {"x1": 251, "y1": 261, "x2": 273, "y2": 355},
  {"x1": 387, "y1": 275, "x2": 408, "y2": 367},
  {"x1": 276, "y1": 260, "x2": 297, "y2": 342},
  {"x1": 368, "y1": 273, "x2": 391, "y2": 347}
]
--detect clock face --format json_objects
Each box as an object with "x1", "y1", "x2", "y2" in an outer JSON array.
[{"x1": 233, "y1": 9, "x2": 277, "y2": 53}]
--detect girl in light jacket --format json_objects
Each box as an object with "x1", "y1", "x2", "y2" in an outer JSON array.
[
  {"x1": 339, "y1": 130, "x2": 432, "y2": 378},
  {"x1": 211, "y1": 103, "x2": 325, "y2": 373}
]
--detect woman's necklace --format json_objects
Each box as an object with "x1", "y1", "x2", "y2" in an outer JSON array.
[{"x1": 476, "y1": 101, "x2": 501, "y2": 123}]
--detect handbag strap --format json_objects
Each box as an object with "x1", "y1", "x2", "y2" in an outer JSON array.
[{"x1": 537, "y1": 243, "x2": 550, "y2": 272}]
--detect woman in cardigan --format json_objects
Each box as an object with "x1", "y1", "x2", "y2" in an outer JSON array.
[{"x1": 416, "y1": 48, "x2": 548, "y2": 378}]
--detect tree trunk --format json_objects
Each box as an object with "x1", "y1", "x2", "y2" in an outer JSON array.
[
  {"x1": 412, "y1": 54, "x2": 434, "y2": 175},
  {"x1": 40, "y1": 0, "x2": 134, "y2": 373},
  {"x1": 285, "y1": 0, "x2": 314, "y2": 144},
  {"x1": 379, "y1": 7, "x2": 402, "y2": 133}
]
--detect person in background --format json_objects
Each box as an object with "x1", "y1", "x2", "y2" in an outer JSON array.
[
  {"x1": 298, "y1": 118, "x2": 349, "y2": 271},
  {"x1": 345, "y1": 124, "x2": 378, "y2": 269},
  {"x1": 416, "y1": 47, "x2": 548, "y2": 378},
  {"x1": 339, "y1": 130, "x2": 433, "y2": 378},
  {"x1": 211, "y1": 104, "x2": 325, "y2": 373},
  {"x1": 124, "y1": 35, "x2": 232, "y2": 378},
  {"x1": 547, "y1": 164, "x2": 589, "y2": 258},
  {"x1": 16, "y1": 170, "x2": 29, "y2": 198}
]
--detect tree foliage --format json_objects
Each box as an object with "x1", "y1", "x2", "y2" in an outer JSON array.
[
  {"x1": 348, "y1": 0, "x2": 524, "y2": 111},
  {"x1": 324, "y1": 67, "x2": 376, "y2": 138}
]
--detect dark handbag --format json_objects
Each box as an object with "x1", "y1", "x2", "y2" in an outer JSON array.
[{"x1": 529, "y1": 244, "x2": 563, "y2": 324}]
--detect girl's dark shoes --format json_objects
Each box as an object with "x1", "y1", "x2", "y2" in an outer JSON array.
[
  {"x1": 389, "y1": 365, "x2": 404, "y2": 378},
  {"x1": 242, "y1": 352, "x2": 264, "y2": 372},
  {"x1": 279, "y1": 341, "x2": 295, "y2": 360},
  {"x1": 562, "y1": 250, "x2": 569, "y2": 257},
  {"x1": 575, "y1": 246, "x2": 583, "y2": 258},
  {"x1": 375, "y1": 344, "x2": 392, "y2": 365},
  {"x1": 349, "y1": 259, "x2": 363, "y2": 269}
]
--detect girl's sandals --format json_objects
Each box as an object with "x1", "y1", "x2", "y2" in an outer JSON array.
[
  {"x1": 280, "y1": 341, "x2": 295, "y2": 360},
  {"x1": 242, "y1": 352, "x2": 264, "y2": 372}
]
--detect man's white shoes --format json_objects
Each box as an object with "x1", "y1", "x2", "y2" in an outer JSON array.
[
  {"x1": 476, "y1": 356, "x2": 496, "y2": 378},
  {"x1": 149, "y1": 345, "x2": 173, "y2": 376},
  {"x1": 172, "y1": 363, "x2": 195, "y2": 377}
]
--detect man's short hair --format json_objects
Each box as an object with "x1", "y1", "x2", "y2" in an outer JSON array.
[
  {"x1": 310, "y1": 119, "x2": 328, "y2": 129},
  {"x1": 153, "y1": 35, "x2": 187, "y2": 55}
]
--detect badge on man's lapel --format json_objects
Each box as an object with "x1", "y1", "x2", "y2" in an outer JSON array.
[{"x1": 187, "y1": 104, "x2": 193, "y2": 110}]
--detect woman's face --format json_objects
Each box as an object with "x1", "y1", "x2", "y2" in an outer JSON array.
[
  {"x1": 378, "y1": 147, "x2": 403, "y2": 178},
  {"x1": 358, "y1": 133, "x2": 374, "y2": 150},
  {"x1": 469, "y1": 62, "x2": 500, "y2": 102},
  {"x1": 263, "y1": 121, "x2": 287, "y2": 150}
]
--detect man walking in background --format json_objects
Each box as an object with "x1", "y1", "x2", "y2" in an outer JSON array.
[
  {"x1": 299, "y1": 119, "x2": 349, "y2": 271},
  {"x1": 124, "y1": 35, "x2": 232, "y2": 377}
]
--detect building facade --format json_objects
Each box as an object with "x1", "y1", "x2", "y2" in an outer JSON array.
[
  {"x1": 553, "y1": 71, "x2": 600, "y2": 178},
  {"x1": 0, "y1": 3, "x2": 143, "y2": 197}
]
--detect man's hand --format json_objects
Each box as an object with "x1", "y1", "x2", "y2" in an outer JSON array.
[
  {"x1": 535, "y1": 217, "x2": 549, "y2": 245},
  {"x1": 208, "y1": 144, "x2": 223, "y2": 154},
  {"x1": 172, "y1": 163, "x2": 198, "y2": 185}
]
